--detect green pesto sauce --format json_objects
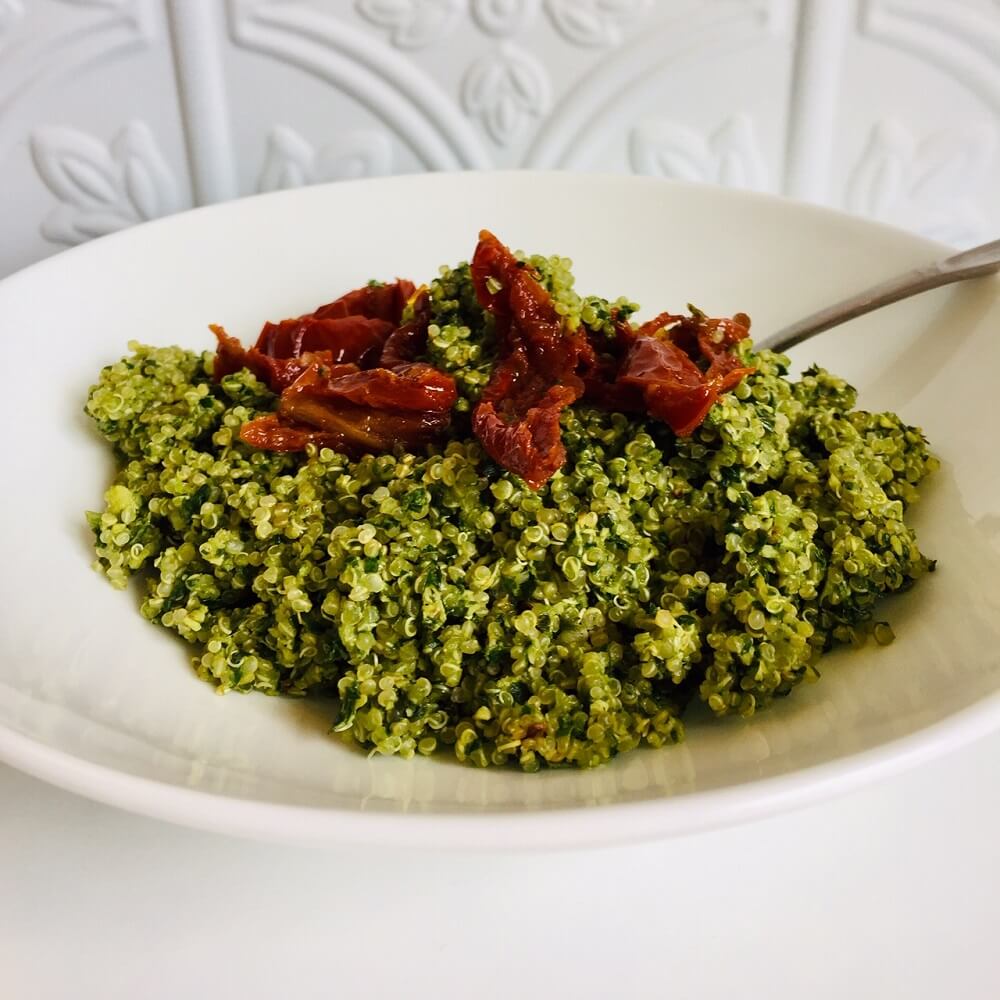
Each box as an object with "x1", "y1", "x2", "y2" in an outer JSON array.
[{"x1": 84, "y1": 253, "x2": 937, "y2": 770}]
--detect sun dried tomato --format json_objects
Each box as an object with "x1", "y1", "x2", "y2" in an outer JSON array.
[
  {"x1": 282, "y1": 362, "x2": 456, "y2": 415},
  {"x1": 473, "y1": 353, "x2": 582, "y2": 490},
  {"x1": 216, "y1": 237, "x2": 755, "y2": 479},
  {"x1": 472, "y1": 230, "x2": 587, "y2": 380},
  {"x1": 379, "y1": 288, "x2": 431, "y2": 368},
  {"x1": 212, "y1": 279, "x2": 416, "y2": 391},
  {"x1": 211, "y1": 324, "x2": 261, "y2": 382},
  {"x1": 634, "y1": 310, "x2": 753, "y2": 368},
  {"x1": 219, "y1": 280, "x2": 456, "y2": 457},
  {"x1": 211, "y1": 324, "x2": 360, "y2": 392},
  {"x1": 311, "y1": 279, "x2": 415, "y2": 323},
  {"x1": 238, "y1": 413, "x2": 345, "y2": 453},
  {"x1": 614, "y1": 316, "x2": 755, "y2": 436},
  {"x1": 470, "y1": 231, "x2": 586, "y2": 490},
  {"x1": 256, "y1": 315, "x2": 395, "y2": 369},
  {"x1": 618, "y1": 337, "x2": 719, "y2": 436},
  {"x1": 274, "y1": 366, "x2": 453, "y2": 454},
  {"x1": 697, "y1": 313, "x2": 752, "y2": 363},
  {"x1": 265, "y1": 400, "x2": 448, "y2": 455},
  {"x1": 239, "y1": 359, "x2": 455, "y2": 456}
]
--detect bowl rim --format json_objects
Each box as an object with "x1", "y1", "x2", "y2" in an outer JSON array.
[
  {"x1": 3, "y1": 692, "x2": 999, "y2": 849},
  {"x1": 0, "y1": 169, "x2": 959, "y2": 298}
]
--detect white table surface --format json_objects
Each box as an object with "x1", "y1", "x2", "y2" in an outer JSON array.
[{"x1": 3, "y1": 730, "x2": 1000, "y2": 1000}]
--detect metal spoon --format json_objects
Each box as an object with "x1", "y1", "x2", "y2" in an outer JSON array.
[{"x1": 759, "y1": 237, "x2": 1000, "y2": 353}]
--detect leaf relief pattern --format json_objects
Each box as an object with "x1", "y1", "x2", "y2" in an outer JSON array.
[
  {"x1": 355, "y1": 0, "x2": 462, "y2": 49},
  {"x1": 544, "y1": 0, "x2": 650, "y2": 47},
  {"x1": 461, "y1": 43, "x2": 550, "y2": 146},
  {"x1": 847, "y1": 119, "x2": 996, "y2": 246},
  {"x1": 0, "y1": 0, "x2": 23, "y2": 37},
  {"x1": 629, "y1": 114, "x2": 768, "y2": 191},
  {"x1": 471, "y1": 0, "x2": 538, "y2": 37},
  {"x1": 257, "y1": 126, "x2": 393, "y2": 191},
  {"x1": 30, "y1": 121, "x2": 181, "y2": 246}
]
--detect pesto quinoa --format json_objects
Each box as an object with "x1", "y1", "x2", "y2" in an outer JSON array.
[{"x1": 85, "y1": 248, "x2": 937, "y2": 770}]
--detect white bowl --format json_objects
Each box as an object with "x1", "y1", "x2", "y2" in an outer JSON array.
[{"x1": 1, "y1": 171, "x2": 998, "y2": 848}]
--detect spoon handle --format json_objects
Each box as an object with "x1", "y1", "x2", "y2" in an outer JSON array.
[{"x1": 760, "y1": 237, "x2": 1000, "y2": 353}]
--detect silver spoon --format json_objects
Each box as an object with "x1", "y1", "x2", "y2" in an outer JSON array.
[{"x1": 759, "y1": 237, "x2": 1000, "y2": 353}]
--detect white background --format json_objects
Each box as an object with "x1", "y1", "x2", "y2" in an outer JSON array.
[
  {"x1": 4, "y1": 741, "x2": 1000, "y2": 999},
  {"x1": 2, "y1": 1, "x2": 1000, "y2": 996},
  {"x1": 2, "y1": 0, "x2": 999, "y2": 281}
]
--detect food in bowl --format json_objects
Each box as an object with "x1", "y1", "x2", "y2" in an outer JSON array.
[{"x1": 85, "y1": 231, "x2": 937, "y2": 770}]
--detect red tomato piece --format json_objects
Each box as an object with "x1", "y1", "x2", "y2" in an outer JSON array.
[
  {"x1": 469, "y1": 230, "x2": 586, "y2": 490},
  {"x1": 312, "y1": 279, "x2": 415, "y2": 323}
]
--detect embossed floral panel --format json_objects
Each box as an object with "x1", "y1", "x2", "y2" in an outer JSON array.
[
  {"x1": 835, "y1": 0, "x2": 1000, "y2": 247},
  {"x1": 0, "y1": 0, "x2": 191, "y2": 277},
  {"x1": 0, "y1": 0, "x2": 997, "y2": 278}
]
